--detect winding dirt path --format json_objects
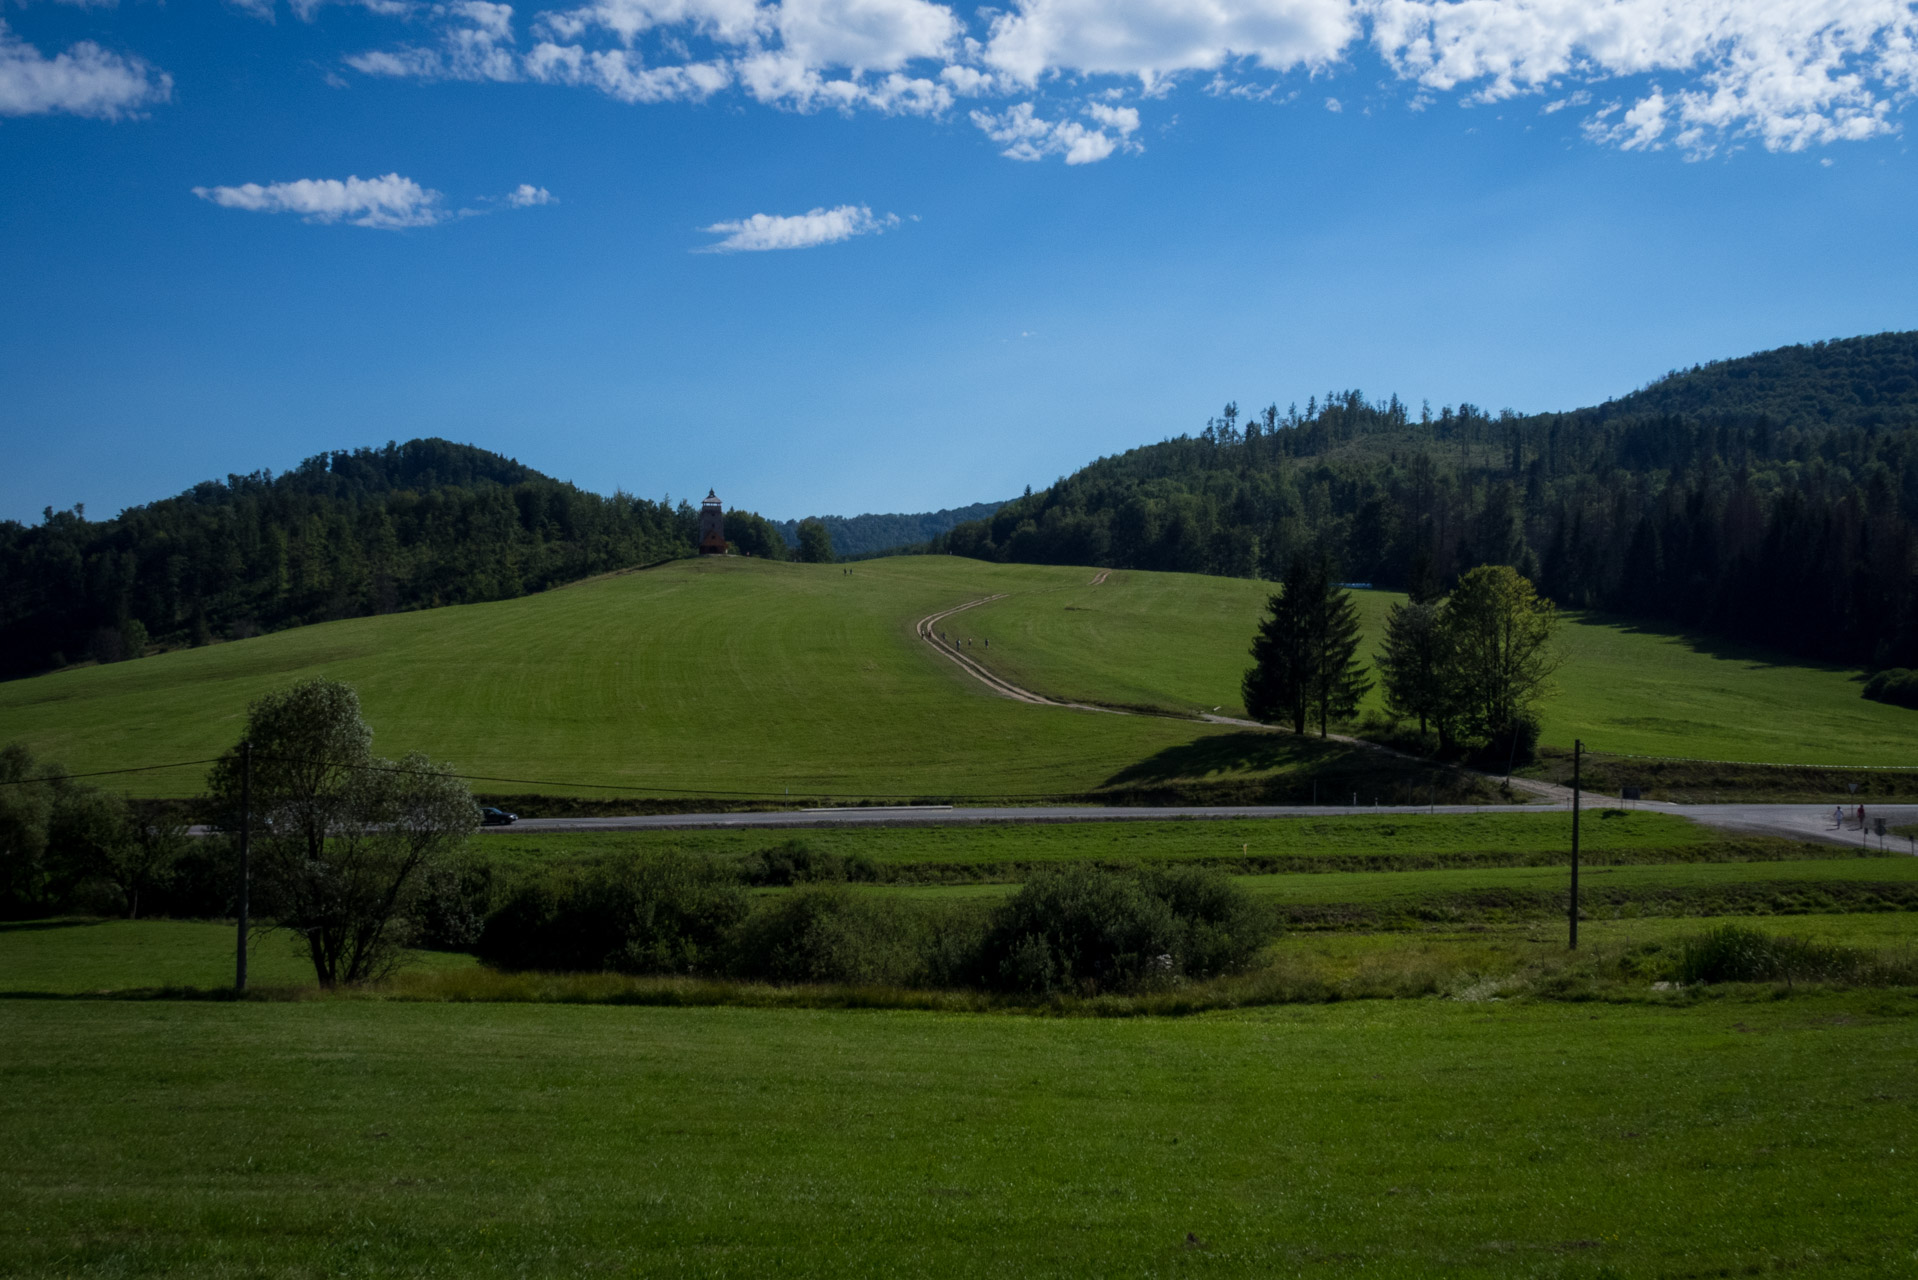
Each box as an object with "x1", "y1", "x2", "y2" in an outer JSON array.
[{"x1": 914, "y1": 591, "x2": 1577, "y2": 804}]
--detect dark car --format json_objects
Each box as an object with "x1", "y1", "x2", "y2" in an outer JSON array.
[{"x1": 480, "y1": 806, "x2": 518, "y2": 826}]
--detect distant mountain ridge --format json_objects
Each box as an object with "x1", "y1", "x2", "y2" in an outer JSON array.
[
  {"x1": 5, "y1": 330, "x2": 1916, "y2": 681},
  {"x1": 771, "y1": 501, "x2": 1008, "y2": 559}
]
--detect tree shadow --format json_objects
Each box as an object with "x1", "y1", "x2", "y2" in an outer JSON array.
[
  {"x1": 1103, "y1": 731, "x2": 1376, "y2": 788},
  {"x1": 0, "y1": 917, "x2": 111, "y2": 935},
  {"x1": 1566, "y1": 609, "x2": 1862, "y2": 676}
]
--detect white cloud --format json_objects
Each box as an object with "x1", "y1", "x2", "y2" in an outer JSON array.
[
  {"x1": 971, "y1": 100, "x2": 1139, "y2": 162},
  {"x1": 346, "y1": 0, "x2": 519, "y2": 80},
  {"x1": 192, "y1": 173, "x2": 447, "y2": 228},
  {"x1": 981, "y1": 0, "x2": 1361, "y2": 87},
  {"x1": 1371, "y1": 0, "x2": 1918, "y2": 155},
  {"x1": 0, "y1": 20, "x2": 172, "y2": 119},
  {"x1": 506, "y1": 182, "x2": 557, "y2": 205},
  {"x1": 320, "y1": 0, "x2": 1918, "y2": 162},
  {"x1": 772, "y1": 0, "x2": 958, "y2": 71},
  {"x1": 696, "y1": 203, "x2": 900, "y2": 251}
]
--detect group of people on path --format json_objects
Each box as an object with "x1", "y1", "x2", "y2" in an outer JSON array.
[
  {"x1": 937, "y1": 631, "x2": 988, "y2": 650},
  {"x1": 1834, "y1": 803, "x2": 1871, "y2": 829}
]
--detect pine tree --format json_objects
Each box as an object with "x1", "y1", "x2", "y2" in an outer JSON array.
[{"x1": 1242, "y1": 556, "x2": 1371, "y2": 737}]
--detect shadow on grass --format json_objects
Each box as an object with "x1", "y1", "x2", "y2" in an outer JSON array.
[
  {"x1": 0, "y1": 917, "x2": 113, "y2": 935},
  {"x1": 1565, "y1": 608, "x2": 1866, "y2": 676},
  {"x1": 1102, "y1": 732, "x2": 1385, "y2": 788}
]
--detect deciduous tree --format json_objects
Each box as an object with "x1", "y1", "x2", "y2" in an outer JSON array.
[{"x1": 208, "y1": 678, "x2": 477, "y2": 985}]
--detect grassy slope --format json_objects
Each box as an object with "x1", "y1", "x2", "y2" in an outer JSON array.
[
  {"x1": 477, "y1": 810, "x2": 1715, "y2": 869},
  {"x1": 2, "y1": 996, "x2": 1914, "y2": 1277},
  {"x1": 3, "y1": 556, "x2": 1911, "y2": 802},
  {"x1": 956, "y1": 570, "x2": 1918, "y2": 764},
  {"x1": 0, "y1": 919, "x2": 474, "y2": 995},
  {"x1": 0, "y1": 557, "x2": 1298, "y2": 801}
]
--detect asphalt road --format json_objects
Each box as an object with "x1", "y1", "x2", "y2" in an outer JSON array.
[{"x1": 481, "y1": 801, "x2": 1918, "y2": 849}]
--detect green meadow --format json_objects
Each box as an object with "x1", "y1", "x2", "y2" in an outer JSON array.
[
  {"x1": 0, "y1": 557, "x2": 1286, "y2": 801},
  {"x1": 477, "y1": 809, "x2": 1720, "y2": 873},
  {"x1": 955, "y1": 568, "x2": 1918, "y2": 764},
  {"x1": 3, "y1": 989, "x2": 1915, "y2": 1277},
  {"x1": 1, "y1": 556, "x2": 1911, "y2": 804}
]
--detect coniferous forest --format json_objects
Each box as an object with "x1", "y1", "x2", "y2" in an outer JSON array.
[
  {"x1": 931, "y1": 332, "x2": 1918, "y2": 671},
  {"x1": 5, "y1": 332, "x2": 1917, "y2": 681},
  {"x1": 0, "y1": 440, "x2": 732, "y2": 679}
]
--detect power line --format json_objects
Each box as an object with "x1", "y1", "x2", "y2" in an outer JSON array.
[{"x1": 0, "y1": 757, "x2": 223, "y2": 788}]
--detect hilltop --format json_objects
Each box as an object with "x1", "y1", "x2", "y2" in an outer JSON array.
[{"x1": 932, "y1": 331, "x2": 1918, "y2": 671}]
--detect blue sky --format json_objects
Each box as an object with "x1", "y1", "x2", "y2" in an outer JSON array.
[{"x1": 4, "y1": 1, "x2": 1916, "y2": 526}]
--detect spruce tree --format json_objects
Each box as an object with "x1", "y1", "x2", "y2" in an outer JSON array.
[{"x1": 1243, "y1": 555, "x2": 1372, "y2": 737}]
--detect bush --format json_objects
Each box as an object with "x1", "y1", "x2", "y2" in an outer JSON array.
[
  {"x1": 736, "y1": 839, "x2": 879, "y2": 887},
  {"x1": 1675, "y1": 924, "x2": 1867, "y2": 984},
  {"x1": 1863, "y1": 668, "x2": 1918, "y2": 710},
  {"x1": 413, "y1": 854, "x2": 498, "y2": 951},
  {"x1": 478, "y1": 853, "x2": 748, "y2": 975},
  {"x1": 975, "y1": 865, "x2": 1271, "y2": 996},
  {"x1": 730, "y1": 884, "x2": 931, "y2": 986}
]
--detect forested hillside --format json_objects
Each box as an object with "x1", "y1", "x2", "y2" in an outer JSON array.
[
  {"x1": 773, "y1": 501, "x2": 1006, "y2": 559},
  {"x1": 0, "y1": 440, "x2": 707, "y2": 679},
  {"x1": 931, "y1": 332, "x2": 1918, "y2": 670}
]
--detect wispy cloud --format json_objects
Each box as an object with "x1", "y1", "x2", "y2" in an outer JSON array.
[
  {"x1": 696, "y1": 204, "x2": 900, "y2": 252},
  {"x1": 191, "y1": 173, "x2": 558, "y2": 228},
  {"x1": 0, "y1": 20, "x2": 171, "y2": 119},
  {"x1": 194, "y1": 173, "x2": 448, "y2": 228},
  {"x1": 971, "y1": 100, "x2": 1139, "y2": 163}
]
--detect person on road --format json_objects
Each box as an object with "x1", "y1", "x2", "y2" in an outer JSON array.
[
  {"x1": 1857, "y1": 803, "x2": 1867, "y2": 829},
  {"x1": 1834, "y1": 805, "x2": 1845, "y2": 828}
]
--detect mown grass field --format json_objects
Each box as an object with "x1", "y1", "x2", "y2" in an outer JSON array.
[
  {"x1": 2, "y1": 556, "x2": 1912, "y2": 806},
  {"x1": 3, "y1": 992, "x2": 1915, "y2": 1277},
  {"x1": 0, "y1": 557, "x2": 1312, "y2": 802},
  {"x1": 477, "y1": 809, "x2": 1718, "y2": 872},
  {"x1": 956, "y1": 569, "x2": 1918, "y2": 764}
]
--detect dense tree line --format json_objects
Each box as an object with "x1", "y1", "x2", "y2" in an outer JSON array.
[
  {"x1": 0, "y1": 439, "x2": 789, "y2": 678},
  {"x1": 929, "y1": 333, "x2": 1918, "y2": 670},
  {"x1": 772, "y1": 500, "x2": 1005, "y2": 560}
]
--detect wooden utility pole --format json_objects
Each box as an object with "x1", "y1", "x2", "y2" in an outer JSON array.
[
  {"x1": 236, "y1": 739, "x2": 251, "y2": 993},
  {"x1": 1570, "y1": 738, "x2": 1582, "y2": 951}
]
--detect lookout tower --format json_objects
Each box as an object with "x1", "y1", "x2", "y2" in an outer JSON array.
[{"x1": 698, "y1": 490, "x2": 728, "y2": 555}]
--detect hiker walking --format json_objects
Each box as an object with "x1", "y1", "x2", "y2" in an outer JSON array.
[{"x1": 1833, "y1": 805, "x2": 1844, "y2": 828}]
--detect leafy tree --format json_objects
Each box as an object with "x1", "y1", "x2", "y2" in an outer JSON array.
[
  {"x1": 0, "y1": 743, "x2": 58, "y2": 917},
  {"x1": 796, "y1": 518, "x2": 835, "y2": 564},
  {"x1": 1442, "y1": 566, "x2": 1562, "y2": 742},
  {"x1": 1242, "y1": 556, "x2": 1370, "y2": 737},
  {"x1": 1374, "y1": 600, "x2": 1453, "y2": 741},
  {"x1": 207, "y1": 678, "x2": 477, "y2": 985}
]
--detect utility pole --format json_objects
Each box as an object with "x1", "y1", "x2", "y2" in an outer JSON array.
[
  {"x1": 1570, "y1": 738, "x2": 1582, "y2": 951},
  {"x1": 236, "y1": 739, "x2": 251, "y2": 993}
]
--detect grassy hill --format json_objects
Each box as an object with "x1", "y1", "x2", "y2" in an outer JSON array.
[
  {"x1": 0, "y1": 555, "x2": 1436, "y2": 803},
  {"x1": 951, "y1": 569, "x2": 1917, "y2": 766},
  {"x1": 0, "y1": 554, "x2": 1910, "y2": 804}
]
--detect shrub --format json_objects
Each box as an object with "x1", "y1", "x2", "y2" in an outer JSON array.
[
  {"x1": 975, "y1": 865, "x2": 1271, "y2": 996},
  {"x1": 413, "y1": 854, "x2": 498, "y2": 951},
  {"x1": 478, "y1": 852, "x2": 748, "y2": 975},
  {"x1": 736, "y1": 839, "x2": 880, "y2": 887},
  {"x1": 1863, "y1": 668, "x2": 1918, "y2": 711},
  {"x1": 730, "y1": 884, "x2": 928, "y2": 985},
  {"x1": 1674, "y1": 924, "x2": 1866, "y2": 984},
  {"x1": 1136, "y1": 864, "x2": 1271, "y2": 980}
]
